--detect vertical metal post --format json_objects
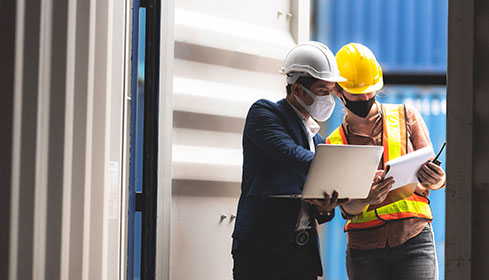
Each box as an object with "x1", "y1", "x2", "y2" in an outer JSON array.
[
  {"x1": 155, "y1": 0, "x2": 174, "y2": 278},
  {"x1": 140, "y1": 0, "x2": 160, "y2": 279},
  {"x1": 447, "y1": 0, "x2": 489, "y2": 279},
  {"x1": 0, "y1": 0, "x2": 16, "y2": 278},
  {"x1": 446, "y1": 0, "x2": 474, "y2": 279},
  {"x1": 471, "y1": 1, "x2": 489, "y2": 276},
  {"x1": 127, "y1": 1, "x2": 141, "y2": 279}
]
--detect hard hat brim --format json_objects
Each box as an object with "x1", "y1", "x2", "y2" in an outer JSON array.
[
  {"x1": 280, "y1": 68, "x2": 348, "y2": 84},
  {"x1": 317, "y1": 75, "x2": 348, "y2": 83},
  {"x1": 280, "y1": 65, "x2": 348, "y2": 83},
  {"x1": 338, "y1": 78, "x2": 384, "y2": 94}
]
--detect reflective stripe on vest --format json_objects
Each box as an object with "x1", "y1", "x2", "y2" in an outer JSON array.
[
  {"x1": 325, "y1": 124, "x2": 348, "y2": 144},
  {"x1": 382, "y1": 104, "x2": 408, "y2": 168},
  {"x1": 344, "y1": 193, "x2": 433, "y2": 230},
  {"x1": 325, "y1": 103, "x2": 433, "y2": 231}
]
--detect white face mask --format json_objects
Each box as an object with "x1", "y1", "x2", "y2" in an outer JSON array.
[{"x1": 294, "y1": 85, "x2": 335, "y2": 122}]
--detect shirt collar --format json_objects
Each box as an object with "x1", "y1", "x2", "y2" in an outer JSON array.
[{"x1": 286, "y1": 99, "x2": 320, "y2": 137}]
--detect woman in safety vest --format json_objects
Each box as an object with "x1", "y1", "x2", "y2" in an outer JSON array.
[{"x1": 328, "y1": 43, "x2": 446, "y2": 280}]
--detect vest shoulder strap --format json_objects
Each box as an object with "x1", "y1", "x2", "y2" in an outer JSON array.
[
  {"x1": 326, "y1": 124, "x2": 348, "y2": 145},
  {"x1": 381, "y1": 103, "x2": 408, "y2": 164}
]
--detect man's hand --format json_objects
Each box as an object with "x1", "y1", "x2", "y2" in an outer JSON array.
[
  {"x1": 417, "y1": 160, "x2": 446, "y2": 190},
  {"x1": 373, "y1": 169, "x2": 385, "y2": 183},
  {"x1": 305, "y1": 191, "x2": 349, "y2": 213}
]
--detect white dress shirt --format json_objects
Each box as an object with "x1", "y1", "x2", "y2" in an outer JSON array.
[{"x1": 286, "y1": 100, "x2": 320, "y2": 231}]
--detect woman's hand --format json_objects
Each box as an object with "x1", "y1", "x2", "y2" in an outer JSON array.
[
  {"x1": 365, "y1": 176, "x2": 395, "y2": 205},
  {"x1": 417, "y1": 160, "x2": 446, "y2": 190},
  {"x1": 340, "y1": 170, "x2": 395, "y2": 216}
]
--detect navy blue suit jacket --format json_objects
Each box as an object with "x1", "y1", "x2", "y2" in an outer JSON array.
[{"x1": 232, "y1": 98, "x2": 334, "y2": 255}]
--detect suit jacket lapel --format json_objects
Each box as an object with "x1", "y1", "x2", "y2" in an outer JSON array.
[
  {"x1": 313, "y1": 134, "x2": 323, "y2": 148},
  {"x1": 277, "y1": 99, "x2": 310, "y2": 149}
]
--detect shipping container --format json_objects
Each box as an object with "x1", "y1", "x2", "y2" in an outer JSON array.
[
  {"x1": 129, "y1": 0, "x2": 313, "y2": 279},
  {"x1": 313, "y1": 0, "x2": 447, "y2": 73}
]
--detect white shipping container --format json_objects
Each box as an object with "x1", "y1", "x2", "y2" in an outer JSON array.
[{"x1": 167, "y1": 0, "x2": 311, "y2": 279}]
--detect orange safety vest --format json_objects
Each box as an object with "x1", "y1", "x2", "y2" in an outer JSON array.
[{"x1": 326, "y1": 103, "x2": 433, "y2": 231}]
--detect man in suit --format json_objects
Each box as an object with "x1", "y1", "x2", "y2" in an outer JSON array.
[{"x1": 231, "y1": 41, "x2": 348, "y2": 280}]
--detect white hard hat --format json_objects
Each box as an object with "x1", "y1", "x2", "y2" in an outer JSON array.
[{"x1": 280, "y1": 41, "x2": 347, "y2": 84}]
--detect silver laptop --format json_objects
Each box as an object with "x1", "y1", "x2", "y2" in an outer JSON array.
[{"x1": 271, "y1": 144, "x2": 384, "y2": 199}]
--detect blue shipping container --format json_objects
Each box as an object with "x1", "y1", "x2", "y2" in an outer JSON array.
[{"x1": 313, "y1": 0, "x2": 448, "y2": 73}]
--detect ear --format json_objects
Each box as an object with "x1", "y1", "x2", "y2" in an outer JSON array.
[{"x1": 291, "y1": 83, "x2": 303, "y2": 96}]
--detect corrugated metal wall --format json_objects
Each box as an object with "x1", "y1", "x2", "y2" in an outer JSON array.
[
  {"x1": 313, "y1": 1, "x2": 447, "y2": 279},
  {"x1": 314, "y1": 0, "x2": 447, "y2": 73},
  {"x1": 7, "y1": 0, "x2": 132, "y2": 279},
  {"x1": 169, "y1": 0, "x2": 311, "y2": 278}
]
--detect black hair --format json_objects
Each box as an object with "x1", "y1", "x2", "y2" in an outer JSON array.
[{"x1": 286, "y1": 75, "x2": 319, "y2": 95}]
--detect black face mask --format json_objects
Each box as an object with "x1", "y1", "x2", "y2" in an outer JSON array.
[{"x1": 342, "y1": 93, "x2": 376, "y2": 118}]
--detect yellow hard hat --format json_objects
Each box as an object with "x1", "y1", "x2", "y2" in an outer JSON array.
[{"x1": 335, "y1": 43, "x2": 384, "y2": 94}]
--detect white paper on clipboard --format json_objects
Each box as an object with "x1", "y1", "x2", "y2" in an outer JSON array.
[{"x1": 384, "y1": 146, "x2": 434, "y2": 190}]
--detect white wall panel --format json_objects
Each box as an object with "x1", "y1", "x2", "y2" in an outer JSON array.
[
  {"x1": 170, "y1": 0, "x2": 310, "y2": 279},
  {"x1": 7, "y1": 0, "x2": 132, "y2": 279},
  {"x1": 174, "y1": 8, "x2": 294, "y2": 61}
]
